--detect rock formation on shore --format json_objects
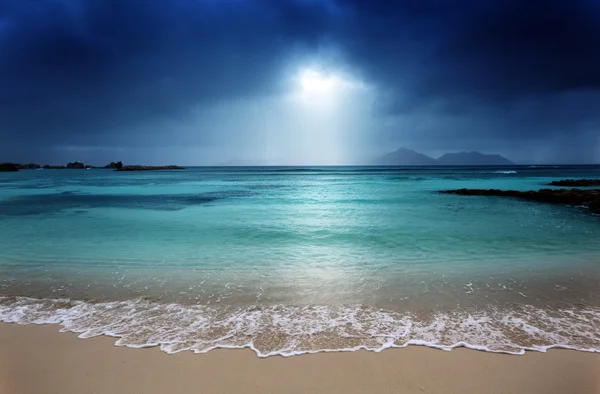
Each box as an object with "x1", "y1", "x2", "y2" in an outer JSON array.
[
  {"x1": 116, "y1": 165, "x2": 185, "y2": 171},
  {"x1": 440, "y1": 187, "x2": 600, "y2": 215},
  {"x1": 549, "y1": 179, "x2": 600, "y2": 187}
]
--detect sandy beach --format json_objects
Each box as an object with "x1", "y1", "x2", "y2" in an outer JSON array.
[{"x1": 0, "y1": 324, "x2": 598, "y2": 394}]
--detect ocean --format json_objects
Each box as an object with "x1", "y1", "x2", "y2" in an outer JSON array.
[{"x1": 0, "y1": 166, "x2": 599, "y2": 356}]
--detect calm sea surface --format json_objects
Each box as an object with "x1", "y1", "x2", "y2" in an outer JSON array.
[{"x1": 1, "y1": 166, "x2": 599, "y2": 356}]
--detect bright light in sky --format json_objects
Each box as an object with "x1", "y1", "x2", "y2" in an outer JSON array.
[
  {"x1": 285, "y1": 67, "x2": 370, "y2": 165},
  {"x1": 296, "y1": 68, "x2": 359, "y2": 97},
  {"x1": 299, "y1": 69, "x2": 337, "y2": 93}
]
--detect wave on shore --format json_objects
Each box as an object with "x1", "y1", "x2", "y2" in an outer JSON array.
[{"x1": 1, "y1": 297, "x2": 598, "y2": 357}]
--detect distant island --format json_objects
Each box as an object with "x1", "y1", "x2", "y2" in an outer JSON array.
[
  {"x1": 105, "y1": 161, "x2": 123, "y2": 169},
  {"x1": 42, "y1": 162, "x2": 94, "y2": 169},
  {"x1": 436, "y1": 151, "x2": 514, "y2": 166},
  {"x1": 374, "y1": 148, "x2": 438, "y2": 166},
  {"x1": 0, "y1": 161, "x2": 184, "y2": 172},
  {"x1": 1, "y1": 162, "x2": 43, "y2": 171},
  {"x1": 0, "y1": 163, "x2": 21, "y2": 171},
  {"x1": 374, "y1": 147, "x2": 515, "y2": 166}
]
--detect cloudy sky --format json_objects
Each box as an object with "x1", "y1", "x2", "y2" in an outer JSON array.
[{"x1": 1, "y1": 0, "x2": 599, "y2": 165}]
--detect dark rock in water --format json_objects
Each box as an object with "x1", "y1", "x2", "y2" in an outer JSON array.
[
  {"x1": 43, "y1": 165, "x2": 66, "y2": 169},
  {"x1": 0, "y1": 163, "x2": 20, "y2": 172},
  {"x1": 439, "y1": 187, "x2": 600, "y2": 215},
  {"x1": 589, "y1": 199, "x2": 600, "y2": 214},
  {"x1": 549, "y1": 179, "x2": 600, "y2": 187},
  {"x1": 104, "y1": 161, "x2": 123, "y2": 169},
  {"x1": 0, "y1": 163, "x2": 43, "y2": 170},
  {"x1": 116, "y1": 165, "x2": 184, "y2": 171},
  {"x1": 17, "y1": 163, "x2": 41, "y2": 169},
  {"x1": 66, "y1": 161, "x2": 86, "y2": 169}
]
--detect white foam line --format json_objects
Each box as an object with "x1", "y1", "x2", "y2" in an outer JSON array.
[{"x1": 1, "y1": 296, "x2": 599, "y2": 358}]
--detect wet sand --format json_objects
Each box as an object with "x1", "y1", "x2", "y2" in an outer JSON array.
[{"x1": 0, "y1": 323, "x2": 598, "y2": 394}]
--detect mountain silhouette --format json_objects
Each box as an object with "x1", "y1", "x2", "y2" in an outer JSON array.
[
  {"x1": 373, "y1": 147, "x2": 437, "y2": 165},
  {"x1": 436, "y1": 151, "x2": 515, "y2": 165},
  {"x1": 374, "y1": 148, "x2": 515, "y2": 165}
]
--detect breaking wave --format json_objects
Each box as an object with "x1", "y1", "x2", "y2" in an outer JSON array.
[{"x1": 1, "y1": 297, "x2": 598, "y2": 357}]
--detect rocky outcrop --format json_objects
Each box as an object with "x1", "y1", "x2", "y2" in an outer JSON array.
[
  {"x1": 104, "y1": 161, "x2": 123, "y2": 169},
  {"x1": 549, "y1": 179, "x2": 600, "y2": 187},
  {"x1": 439, "y1": 188, "x2": 600, "y2": 215},
  {"x1": 0, "y1": 163, "x2": 42, "y2": 171},
  {"x1": 66, "y1": 161, "x2": 86, "y2": 169},
  {"x1": 0, "y1": 163, "x2": 20, "y2": 172},
  {"x1": 116, "y1": 165, "x2": 184, "y2": 171},
  {"x1": 1, "y1": 161, "x2": 182, "y2": 171},
  {"x1": 42, "y1": 162, "x2": 93, "y2": 169},
  {"x1": 18, "y1": 163, "x2": 41, "y2": 169}
]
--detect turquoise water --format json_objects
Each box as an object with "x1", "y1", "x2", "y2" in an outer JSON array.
[{"x1": 0, "y1": 166, "x2": 599, "y2": 356}]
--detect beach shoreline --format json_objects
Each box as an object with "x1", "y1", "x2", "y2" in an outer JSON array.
[{"x1": 1, "y1": 323, "x2": 598, "y2": 394}]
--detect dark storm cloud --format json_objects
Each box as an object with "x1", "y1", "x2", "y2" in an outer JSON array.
[
  {"x1": 1, "y1": 0, "x2": 599, "y2": 162},
  {"x1": 336, "y1": 0, "x2": 600, "y2": 110},
  {"x1": 0, "y1": 0, "x2": 329, "y2": 143},
  {"x1": 332, "y1": 0, "x2": 600, "y2": 158}
]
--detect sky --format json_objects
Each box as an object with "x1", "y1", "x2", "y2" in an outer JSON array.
[{"x1": 1, "y1": 0, "x2": 600, "y2": 165}]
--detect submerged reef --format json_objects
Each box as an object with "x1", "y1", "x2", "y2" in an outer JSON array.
[
  {"x1": 549, "y1": 179, "x2": 600, "y2": 187},
  {"x1": 440, "y1": 187, "x2": 600, "y2": 215}
]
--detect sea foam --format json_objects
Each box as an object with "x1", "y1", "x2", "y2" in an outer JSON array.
[{"x1": 1, "y1": 296, "x2": 598, "y2": 357}]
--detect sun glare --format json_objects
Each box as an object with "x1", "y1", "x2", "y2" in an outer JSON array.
[{"x1": 299, "y1": 69, "x2": 337, "y2": 93}]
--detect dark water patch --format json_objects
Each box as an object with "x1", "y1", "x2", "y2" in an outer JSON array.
[
  {"x1": 245, "y1": 184, "x2": 290, "y2": 190},
  {"x1": 387, "y1": 176, "x2": 410, "y2": 181},
  {"x1": 15, "y1": 184, "x2": 56, "y2": 190},
  {"x1": 0, "y1": 190, "x2": 253, "y2": 216},
  {"x1": 1, "y1": 175, "x2": 201, "y2": 190},
  {"x1": 0, "y1": 180, "x2": 57, "y2": 189},
  {"x1": 271, "y1": 168, "x2": 327, "y2": 172},
  {"x1": 387, "y1": 176, "x2": 428, "y2": 181},
  {"x1": 82, "y1": 178, "x2": 196, "y2": 188},
  {"x1": 68, "y1": 209, "x2": 89, "y2": 215}
]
